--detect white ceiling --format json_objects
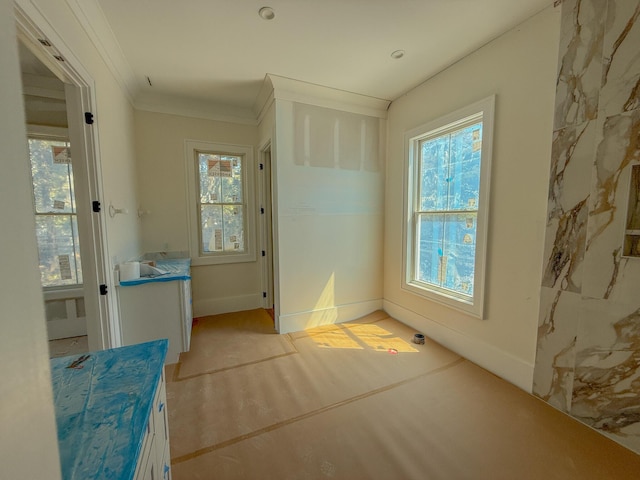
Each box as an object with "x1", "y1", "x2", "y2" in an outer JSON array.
[{"x1": 95, "y1": 0, "x2": 552, "y2": 120}]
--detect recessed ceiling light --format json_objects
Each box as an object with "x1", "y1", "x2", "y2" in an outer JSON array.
[
  {"x1": 259, "y1": 6, "x2": 275, "y2": 20},
  {"x1": 390, "y1": 50, "x2": 405, "y2": 59}
]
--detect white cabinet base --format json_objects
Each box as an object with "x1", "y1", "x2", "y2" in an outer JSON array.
[{"x1": 118, "y1": 280, "x2": 191, "y2": 364}]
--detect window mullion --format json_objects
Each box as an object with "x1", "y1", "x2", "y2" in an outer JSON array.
[{"x1": 439, "y1": 134, "x2": 453, "y2": 287}]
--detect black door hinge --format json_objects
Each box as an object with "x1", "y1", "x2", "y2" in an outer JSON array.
[
  {"x1": 263, "y1": 291, "x2": 267, "y2": 298},
  {"x1": 84, "y1": 112, "x2": 94, "y2": 125},
  {"x1": 260, "y1": 207, "x2": 265, "y2": 214},
  {"x1": 99, "y1": 284, "x2": 108, "y2": 295},
  {"x1": 262, "y1": 250, "x2": 266, "y2": 257},
  {"x1": 259, "y1": 163, "x2": 264, "y2": 170},
  {"x1": 92, "y1": 200, "x2": 101, "y2": 212}
]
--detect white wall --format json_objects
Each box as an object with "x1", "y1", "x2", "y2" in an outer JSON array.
[
  {"x1": 384, "y1": 6, "x2": 561, "y2": 391},
  {"x1": 274, "y1": 99, "x2": 385, "y2": 332},
  {"x1": 134, "y1": 109, "x2": 261, "y2": 316},
  {"x1": 0, "y1": 0, "x2": 61, "y2": 476}
]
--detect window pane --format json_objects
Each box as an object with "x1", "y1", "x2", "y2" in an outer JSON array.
[
  {"x1": 29, "y1": 138, "x2": 75, "y2": 214},
  {"x1": 220, "y1": 156, "x2": 243, "y2": 204},
  {"x1": 198, "y1": 154, "x2": 222, "y2": 204},
  {"x1": 223, "y1": 205, "x2": 245, "y2": 252},
  {"x1": 35, "y1": 215, "x2": 81, "y2": 287},
  {"x1": 448, "y1": 123, "x2": 482, "y2": 211},
  {"x1": 416, "y1": 213, "x2": 444, "y2": 287},
  {"x1": 441, "y1": 213, "x2": 476, "y2": 296},
  {"x1": 200, "y1": 205, "x2": 245, "y2": 253},
  {"x1": 419, "y1": 136, "x2": 450, "y2": 211},
  {"x1": 200, "y1": 204, "x2": 223, "y2": 252},
  {"x1": 416, "y1": 213, "x2": 476, "y2": 298},
  {"x1": 198, "y1": 153, "x2": 243, "y2": 204}
]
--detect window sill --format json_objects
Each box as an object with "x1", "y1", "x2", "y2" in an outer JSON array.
[
  {"x1": 191, "y1": 252, "x2": 256, "y2": 267},
  {"x1": 43, "y1": 286, "x2": 84, "y2": 301}
]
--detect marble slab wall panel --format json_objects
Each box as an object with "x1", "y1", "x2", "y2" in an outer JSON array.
[
  {"x1": 554, "y1": 0, "x2": 606, "y2": 130},
  {"x1": 599, "y1": 1, "x2": 640, "y2": 118},
  {"x1": 571, "y1": 299, "x2": 640, "y2": 451},
  {"x1": 541, "y1": 122, "x2": 596, "y2": 292},
  {"x1": 535, "y1": 0, "x2": 640, "y2": 454},
  {"x1": 533, "y1": 288, "x2": 581, "y2": 412}
]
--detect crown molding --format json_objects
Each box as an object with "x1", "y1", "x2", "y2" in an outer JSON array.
[
  {"x1": 266, "y1": 74, "x2": 390, "y2": 119},
  {"x1": 64, "y1": 0, "x2": 139, "y2": 103},
  {"x1": 134, "y1": 92, "x2": 258, "y2": 126},
  {"x1": 253, "y1": 74, "x2": 275, "y2": 124}
]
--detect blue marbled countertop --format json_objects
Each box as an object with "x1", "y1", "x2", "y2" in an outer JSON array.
[
  {"x1": 51, "y1": 339, "x2": 168, "y2": 480},
  {"x1": 119, "y1": 258, "x2": 191, "y2": 286}
]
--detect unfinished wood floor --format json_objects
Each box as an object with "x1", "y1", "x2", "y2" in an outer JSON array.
[{"x1": 165, "y1": 309, "x2": 640, "y2": 479}]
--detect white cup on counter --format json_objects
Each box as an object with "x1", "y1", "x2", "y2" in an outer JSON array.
[{"x1": 119, "y1": 261, "x2": 141, "y2": 281}]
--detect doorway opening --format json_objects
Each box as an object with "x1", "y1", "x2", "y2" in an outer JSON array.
[
  {"x1": 15, "y1": 6, "x2": 115, "y2": 354},
  {"x1": 20, "y1": 42, "x2": 89, "y2": 357}
]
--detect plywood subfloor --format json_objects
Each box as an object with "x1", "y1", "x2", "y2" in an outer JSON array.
[{"x1": 166, "y1": 310, "x2": 640, "y2": 479}]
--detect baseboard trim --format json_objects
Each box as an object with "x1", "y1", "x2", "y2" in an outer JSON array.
[
  {"x1": 278, "y1": 299, "x2": 383, "y2": 334},
  {"x1": 383, "y1": 300, "x2": 534, "y2": 392},
  {"x1": 47, "y1": 317, "x2": 88, "y2": 340},
  {"x1": 194, "y1": 294, "x2": 263, "y2": 318}
]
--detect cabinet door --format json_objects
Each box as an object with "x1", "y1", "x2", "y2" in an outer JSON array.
[
  {"x1": 137, "y1": 454, "x2": 156, "y2": 480},
  {"x1": 161, "y1": 442, "x2": 172, "y2": 480},
  {"x1": 153, "y1": 369, "x2": 171, "y2": 475},
  {"x1": 134, "y1": 423, "x2": 155, "y2": 480},
  {"x1": 118, "y1": 281, "x2": 183, "y2": 363}
]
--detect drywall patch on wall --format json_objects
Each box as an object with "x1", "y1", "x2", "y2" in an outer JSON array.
[{"x1": 293, "y1": 103, "x2": 380, "y2": 172}]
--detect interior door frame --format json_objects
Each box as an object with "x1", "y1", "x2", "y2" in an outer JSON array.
[
  {"x1": 15, "y1": 2, "x2": 117, "y2": 350},
  {"x1": 259, "y1": 143, "x2": 274, "y2": 308},
  {"x1": 258, "y1": 140, "x2": 278, "y2": 328}
]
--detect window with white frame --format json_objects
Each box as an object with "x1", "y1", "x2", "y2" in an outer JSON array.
[
  {"x1": 28, "y1": 135, "x2": 83, "y2": 288},
  {"x1": 185, "y1": 141, "x2": 256, "y2": 265},
  {"x1": 403, "y1": 96, "x2": 494, "y2": 318}
]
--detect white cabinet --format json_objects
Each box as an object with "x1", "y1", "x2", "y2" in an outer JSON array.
[
  {"x1": 119, "y1": 279, "x2": 192, "y2": 364},
  {"x1": 134, "y1": 369, "x2": 172, "y2": 480}
]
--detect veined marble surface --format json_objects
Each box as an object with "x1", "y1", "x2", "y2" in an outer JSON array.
[
  {"x1": 554, "y1": 0, "x2": 605, "y2": 130},
  {"x1": 600, "y1": 1, "x2": 640, "y2": 118},
  {"x1": 572, "y1": 301, "x2": 640, "y2": 451},
  {"x1": 535, "y1": 0, "x2": 640, "y2": 455},
  {"x1": 583, "y1": 109, "x2": 640, "y2": 302},
  {"x1": 533, "y1": 288, "x2": 580, "y2": 413},
  {"x1": 541, "y1": 122, "x2": 595, "y2": 292}
]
